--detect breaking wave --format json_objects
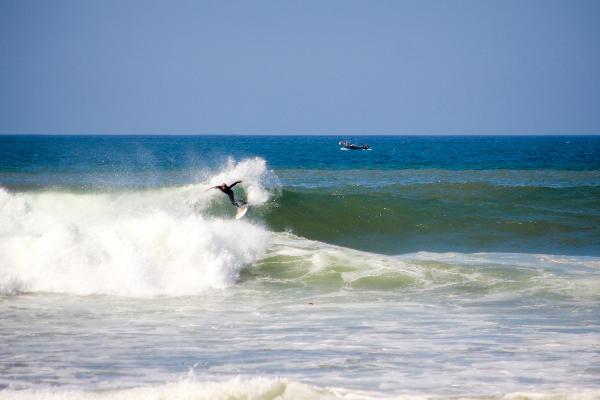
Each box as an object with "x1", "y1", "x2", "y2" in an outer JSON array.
[
  {"x1": 1, "y1": 156, "x2": 599, "y2": 300},
  {"x1": 0, "y1": 158, "x2": 275, "y2": 297}
]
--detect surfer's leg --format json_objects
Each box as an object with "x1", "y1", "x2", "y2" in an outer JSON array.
[
  {"x1": 226, "y1": 192, "x2": 246, "y2": 208},
  {"x1": 227, "y1": 193, "x2": 238, "y2": 207}
]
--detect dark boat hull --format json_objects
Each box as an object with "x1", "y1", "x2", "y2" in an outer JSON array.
[{"x1": 339, "y1": 140, "x2": 371, "y2": 150}]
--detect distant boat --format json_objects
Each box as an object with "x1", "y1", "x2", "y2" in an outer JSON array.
[{"x1": 339, "y1": 140, "x2": 371, "y2": 150}]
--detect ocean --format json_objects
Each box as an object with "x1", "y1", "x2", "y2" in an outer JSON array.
[{"x1": 1, "y1": 135, "x2": 599, "y2": 400}]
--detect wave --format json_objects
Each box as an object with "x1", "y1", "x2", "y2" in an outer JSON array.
[
  {"x1": 2, "y1": 157, "x2": 599, "y2": 298},
  {"x1": 0, "y1": 158, "x2": 275, "y2": 297},
  {"x1": 262, "y1": 184, "x2": 600, "y2": 255},
  {"x1": 2, "y1": 377, "x2": 599, "y2": 400}
]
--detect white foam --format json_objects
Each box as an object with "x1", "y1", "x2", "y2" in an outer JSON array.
[
  {"x1": 0, "y1": 158, "x2": 274, "y2": 297},
  {"x1": 1, "y1": 377, "x2": 599, "y2": 400},
  {"x1": 0, "y1": 377, "x2": 373, "y2": 400}
]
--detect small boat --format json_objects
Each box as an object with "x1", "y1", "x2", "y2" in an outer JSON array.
[{"x1": 339, "y1": 140, "x2": 371, "y2": 150}]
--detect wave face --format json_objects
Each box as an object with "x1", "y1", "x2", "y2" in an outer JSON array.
[
  {"x1": 262, "y1": 181, "x2": 600, "y2": 256},
  {"x1": 0, "y1": 158, "x2": 274, "y2": 296}
]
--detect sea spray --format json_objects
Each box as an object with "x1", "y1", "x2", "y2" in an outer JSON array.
[{"x1": 198, "y1": 157, "x2": 279, "y2": 206}]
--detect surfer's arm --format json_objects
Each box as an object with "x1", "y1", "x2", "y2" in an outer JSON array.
[{"x1": 229, "y1": 180, "x2": 242, "y2": 188}]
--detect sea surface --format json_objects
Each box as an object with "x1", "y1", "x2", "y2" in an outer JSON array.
[{"x1": 1, "y1": 135, "x2": 599, "y2": 400}]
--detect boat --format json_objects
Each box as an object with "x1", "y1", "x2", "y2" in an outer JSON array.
[{"x1": 339, "y1": 140, "x2": 371, "y2": 150}]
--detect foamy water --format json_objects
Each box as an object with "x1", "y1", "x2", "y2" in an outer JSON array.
[
  {"x1": 4, "y1": 378, "x2": 600, "y2": 400},
  {"x1": 2, "y1": 232, "x2": 599, "y2": 397}
]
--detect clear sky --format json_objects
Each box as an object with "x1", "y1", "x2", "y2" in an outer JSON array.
[{"x1": 1, "y1": 0, "x2": 599, "y2": 135}]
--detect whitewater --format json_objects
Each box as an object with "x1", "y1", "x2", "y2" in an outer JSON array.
[
  {"x1": 2, "y1": 136, "x2": 600, "y2": 400},
  {"x1": 0, "y1": 158, "x2": 274, "y2": 297}
]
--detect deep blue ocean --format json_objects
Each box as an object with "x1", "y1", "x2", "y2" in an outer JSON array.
[
  {"x1": 2, "y1": 135, "x2": 600, "y2": 173},
  {"x1": 1, "y1": 135, "x2": 599, "y2": 399}
]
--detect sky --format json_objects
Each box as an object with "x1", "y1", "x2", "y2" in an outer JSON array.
[{"x1": 1, "y1": 0, "x2": 599, "y2": 135}]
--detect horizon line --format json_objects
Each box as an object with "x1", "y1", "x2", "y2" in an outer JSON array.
[{"x1": 2, "y1": 132, "x2": 600, "y2": 137}]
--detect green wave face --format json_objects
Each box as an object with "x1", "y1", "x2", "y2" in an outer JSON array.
[{"x1": 260, "y1": 183, "x2": 600, "y2": 256}]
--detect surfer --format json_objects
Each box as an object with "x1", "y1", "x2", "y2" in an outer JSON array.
[{"x1": 210, "y1": 180, "x2": 247, "y2": 208}]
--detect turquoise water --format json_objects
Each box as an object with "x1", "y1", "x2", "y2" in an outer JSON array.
[{"x1": 1, "y1": 135, "x2": 599, "y2": 399}]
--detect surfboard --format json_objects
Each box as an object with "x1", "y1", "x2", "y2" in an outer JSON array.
[{"x1": 235, "y1": 205, "x2": 249, "y2": 219}]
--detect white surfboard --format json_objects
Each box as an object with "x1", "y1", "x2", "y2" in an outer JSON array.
[{"x1": 235, "y1": 205, "x2": 249, "y2": 219}]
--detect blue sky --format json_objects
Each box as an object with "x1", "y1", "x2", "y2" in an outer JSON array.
[{"x1": 1, "y1": 0, "x2": 599, "y2": 134}]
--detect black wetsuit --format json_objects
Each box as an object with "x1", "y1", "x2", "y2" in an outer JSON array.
[{"x1": 216, "y1": 181, "x2": 246, "y2": 208}]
